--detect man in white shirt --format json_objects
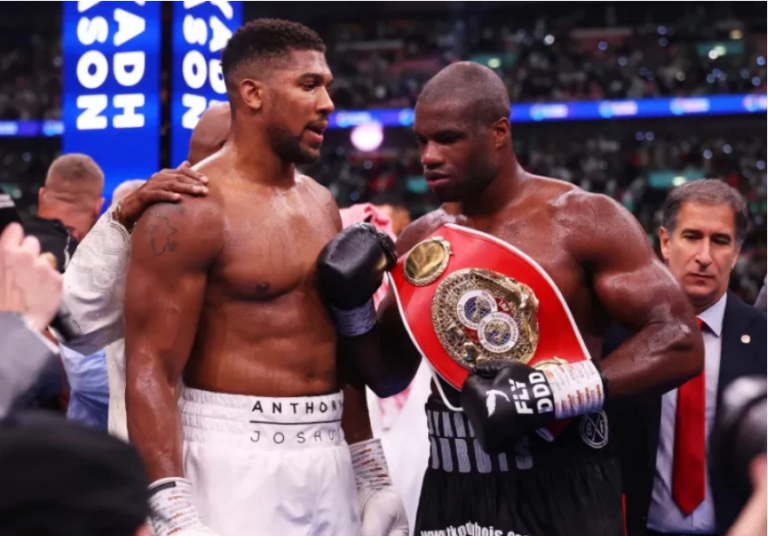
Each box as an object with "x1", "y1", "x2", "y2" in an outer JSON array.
[
  {"x1": 610, "y1": 179, "x2": 767, "y2": 536},
  {"x1": 59, "y1": 162, "x2": 210, "y2": 438}
]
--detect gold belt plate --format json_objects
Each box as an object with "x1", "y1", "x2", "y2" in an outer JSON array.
[{"x1": 431, "y1": 268, "x2": 540, "y2": 369}]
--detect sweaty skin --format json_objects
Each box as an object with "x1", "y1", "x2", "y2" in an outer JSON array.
[
  {"x1": 355, "y1": 65, "x2": 703, "y2": 402},
  {"x1": 385, "y1": 176, "x2": 701, "y2": 399},
  {"x1": 124, "y1": 48, "x2": 373, "y2": 482},
  {"x1": 126, "y1": 160, "x2": 342, "y2": 479}
]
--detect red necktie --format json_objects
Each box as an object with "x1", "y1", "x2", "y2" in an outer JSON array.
[{"x1": 672, "y1": 318, "x2": 707, "y2": 515}]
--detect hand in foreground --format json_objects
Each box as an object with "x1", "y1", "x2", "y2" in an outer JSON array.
[
  {"x1": 118, "y1": 161, "x2": 209, "y2": 230},
  {"x1": 0, "y1": 223, "x2": 63, "y2": 331},
  {"x1": 727, "y1": 457, "x2": 767, "y2": 536}
]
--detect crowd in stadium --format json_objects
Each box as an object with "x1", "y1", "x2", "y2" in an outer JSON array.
[
  {"x1": 0, "y1": 4, "x2": 765, "y2": 119},
  {"x1": 0, "y1": 4, "x2": 766, "y2": 536},
  {"x1": 324, "y1": 11, "x2": 766, "y2": 109},
  {"x1": 0, "y1": 3, "x2": 765, "y2": 303}
]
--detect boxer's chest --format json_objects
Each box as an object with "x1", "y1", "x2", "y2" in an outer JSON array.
[
  {"x1": 214, "y1": 194, "x2": 339, "y2": 301},
  {"x1": 441, "y1": 212, "x2": 587, "y2": 313}
]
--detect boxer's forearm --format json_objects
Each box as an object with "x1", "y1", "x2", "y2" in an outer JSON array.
[
  {"x1": 584, "y1": 194, "x2": 704, "y2": 400},
  {"x1": 353, "y1": 293, "x2": 423, "y2": 398},
  {"x1": 600, "y1": 316, "x2": 703, "y2": 399},
  {"x1": 126, "y1": 371, "x2": 184, "y2": 481},
  {"x1": 339, "y1": 322, "x2": 421, "y2": 399},
  {"x1": 341, "y1": 383, "x2": 373, "y2": 444}
]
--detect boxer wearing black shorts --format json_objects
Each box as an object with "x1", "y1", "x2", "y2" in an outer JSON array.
[{"x1": 317, "y1": 62, "x2": 704, "y2": 536}]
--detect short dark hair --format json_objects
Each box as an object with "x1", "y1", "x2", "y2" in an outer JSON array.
[
  {"x1": 662, "y1": 179, "x2": 750, "y2": 245},
  {"x1": 221, "y1": 18, "x2": 325, "y2": 94}
]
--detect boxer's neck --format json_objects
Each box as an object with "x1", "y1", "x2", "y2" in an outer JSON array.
[
  {"x1": 230, "y1": 123, "x2": 296, "y2": 186},
  {"x1": 460, "y1": 156, "x2": 525, "y2": 217}
]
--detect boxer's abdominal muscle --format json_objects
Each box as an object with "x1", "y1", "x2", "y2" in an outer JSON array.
[
  {"x1": 184, "y1": 176, "x2": 342, "y2": 396},
  {"x1": 183, "y1": 281, "x2": 340, "y2": 396}
]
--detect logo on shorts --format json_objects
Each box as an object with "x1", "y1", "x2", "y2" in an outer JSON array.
[{"x1": 579, "y1": 410, "x2": 609, "y2": 449}]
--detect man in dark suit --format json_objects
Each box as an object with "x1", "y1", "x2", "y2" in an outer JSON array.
[{"x1": 607, "y1": 179, "x2": 767, "y2": 536}]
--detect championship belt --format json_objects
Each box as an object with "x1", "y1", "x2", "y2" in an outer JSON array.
[{"x1": 389, "y1": 223, "x2": 593, "y2": 439}]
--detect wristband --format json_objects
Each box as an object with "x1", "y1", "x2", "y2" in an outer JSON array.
[
  {"x1": 148, "y1": 477, "x2": 205, "y2": 536},
  {"x1": 350, "y1": 438, "x2": 393, "y2": 490},
  {"x1": 544, "y1": 360, "x2": 604, "y2": 420},
  {"x1": 111, "y1": 199, "x2": 136, "y2": 234},
  {"x1": 333, "y1": 298, "x2": 377, "y2": 337}
]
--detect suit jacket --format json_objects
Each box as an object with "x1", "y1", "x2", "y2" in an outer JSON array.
[
  {"x1": 605, "y1": 291, "x2": 767, "y2": 536},
  {"x1": 0, "y1": 312, "x2": 57, "y2": 417},
  {"x1": 755, "y1": 277, "x2": 766, "y2": 313}
]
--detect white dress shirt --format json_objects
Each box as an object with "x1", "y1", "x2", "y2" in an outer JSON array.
[
  {"x1": 647, "y1": 293, "x2": 727, "y2": 534},
  {"x1": 59, "y1": 209, "x2": 131, "y2": 440}
]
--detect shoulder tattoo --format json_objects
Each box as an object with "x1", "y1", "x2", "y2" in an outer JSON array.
[{"x1": 149, "y1": 214, "x2": 179, "y2": 257}]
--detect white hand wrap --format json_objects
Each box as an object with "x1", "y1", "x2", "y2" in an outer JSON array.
[
  {"x1": 351, "y1": 439, "x2": 409, "y2": 536},
  {"x1": 333, "y1": 298, "x2": 377, "y2": 337},
  {"x1": 148, "y1": 478, "x2": 219, "y2": 536},
  {"x1": 544, "y1": 360, "x2": 605, "y2": 419}
]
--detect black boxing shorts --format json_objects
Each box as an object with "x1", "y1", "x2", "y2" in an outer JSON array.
[{"x1": 414, "y1": 395, "x2": 624, "y2": 536}]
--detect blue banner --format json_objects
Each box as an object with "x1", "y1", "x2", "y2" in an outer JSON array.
[
  {"x1": 62, "y1": 1, "x2": 161, "y2": 202},
  {"x1": 330, "y1": 93, "x2": 768, "y2": 128},
  {"x1": 27, "y1": 92, "x2": 767, "y2": 141},
  {"x1": 170, "y1": 1, "x2": 243, "y2": 166}
]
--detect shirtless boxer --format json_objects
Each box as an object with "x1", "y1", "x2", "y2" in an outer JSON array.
[
  {"x1": 316, "y1": 62, "x2": 704, "y2": 536},
  {"x1": 125, "y1": 19, "x2": 406, "y2": 536},
  {"x1": 58, "y1": 100, "x2": 230, "y2": 439}
]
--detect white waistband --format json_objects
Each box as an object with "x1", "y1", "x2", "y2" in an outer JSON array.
[{"x1": 179, "y1": 387, "x2": 345, "y2": 450}]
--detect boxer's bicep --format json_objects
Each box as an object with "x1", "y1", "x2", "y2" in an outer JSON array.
[
  {"x1": 125, "y1": 203, "x2": 213, "y2": 387},
  {"x1": 124, "y1": 202, "x2": 220, "y2": 480},
  {"x1": 583, "y1": 195, "x2": 702, "y2": 397},
  {"x1": 588, "y1": 202, "x2": 677, "y2": 330}
]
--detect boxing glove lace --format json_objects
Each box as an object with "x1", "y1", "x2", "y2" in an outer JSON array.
[
  {"x1": 317, "y1": 223, "x2": 397, "y2": 337},
  {"x1": 148, "y1": 477, "x2": 220, "y2": 536},
  {"x1": 350, "y1": 439, "x2": 409, "y2": 536},
  {"x1": 461, "y1": 360, "x2": 606, "y2": 453}
]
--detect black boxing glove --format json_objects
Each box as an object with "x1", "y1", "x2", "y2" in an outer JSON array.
[
  {"x1": 461, "y1": 359, "x2": 606, "y2": 453},
  {"x1": 317, "y1": 223, "x2": 397, "y2": 336}
]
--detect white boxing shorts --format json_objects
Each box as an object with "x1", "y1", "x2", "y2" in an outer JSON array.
[{"x1": 179, "y1": 387, "x2": 361, "y2": 536}]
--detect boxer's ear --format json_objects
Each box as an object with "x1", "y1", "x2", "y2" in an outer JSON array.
[
  {"x1": 239, "y1": 78, "x2": 264, "y2": 112},
  {"x1": 659, "y1": 226, "x2": 672, "y2": 262},
  {"x1": 491, "y1": 117, "x2": 511, "y2": 149}
]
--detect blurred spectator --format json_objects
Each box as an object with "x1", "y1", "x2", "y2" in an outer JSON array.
[
  {"x1": 317, "y1": 4, "x2": 766, "y2": 108},
  {"x1": 111, "y1": 180, "x2": 147, "y2": 209},
  {"x1": 0, "y1": 30, "x2": 61, "y2": 120},
  {"x1": 0, "y1": 3, "x2": 764, "y2": 120},
  {"x1": 34, "y1": 153, "x2": 104, "y2": 244},
  {"x1": 17, "y1": 154, "x2": 109, "y2": 428},
  {"x1": 0, "y1": 222, "x2": 62, "y2": 417},
  {"x1": 0, "y1": 412, "x2": 149, "y2": 536}
]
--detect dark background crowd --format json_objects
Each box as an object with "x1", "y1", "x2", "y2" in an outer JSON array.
[
  {"x1": 0, "y1": 3, "x2": 766, "y2": 536},
  {"x1": 0, "y1": 1, "x2": 765, "y2": 301}
]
